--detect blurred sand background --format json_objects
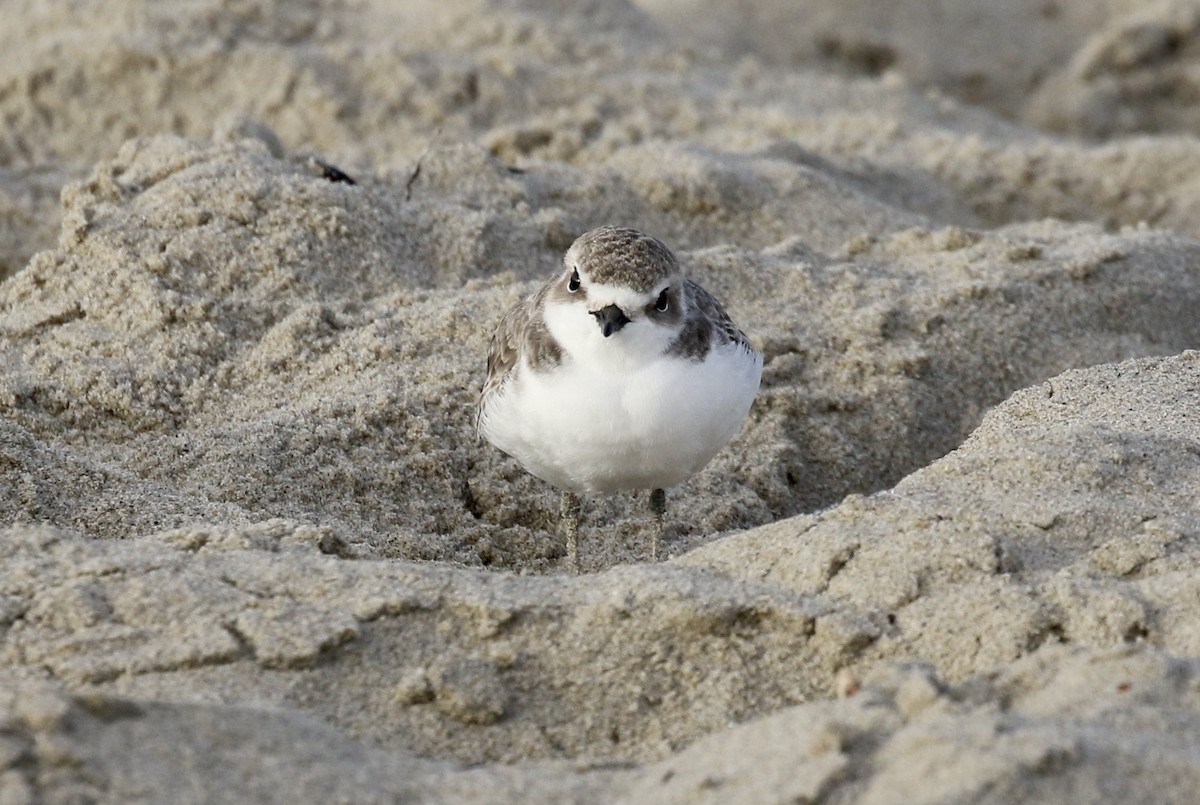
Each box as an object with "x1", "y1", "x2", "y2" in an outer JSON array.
[{"x1": 2, "y1": 0, "x2": 1200, "y2": 801}]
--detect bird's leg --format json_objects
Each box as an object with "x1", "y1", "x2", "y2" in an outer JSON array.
[
  {"x1": 649, "y1": 487, "x2": 667, "y2": 562},
  {"x1": 560, "y1": 491, "x2": 583, "y2": 573}
]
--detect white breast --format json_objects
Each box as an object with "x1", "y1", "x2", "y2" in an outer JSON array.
[{"x1": 480, "y1": 340, "x2": 762, "y2": 495}]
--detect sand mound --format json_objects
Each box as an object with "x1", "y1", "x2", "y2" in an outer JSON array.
[
  {"x1": 4, "y1": 136, "x2": 1199, "y2": 571},
  {"x1": 4, "y1": 352, "x2": 1200, "y2": 800}
]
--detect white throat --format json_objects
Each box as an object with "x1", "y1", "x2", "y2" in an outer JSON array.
[{"x1": 543, "y1": 299, "x2": 677, "y2": 374}]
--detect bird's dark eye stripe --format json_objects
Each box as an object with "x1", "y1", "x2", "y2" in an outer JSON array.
[
  {"x1": 568, "y1": 269, "x2": 581, "y2": 292},
  {"x1": 655, "y1": 288, "x2": 669, "y2": 312}
]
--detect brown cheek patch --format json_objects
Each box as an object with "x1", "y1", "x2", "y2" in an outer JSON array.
[{"x1": 667, "y1": 315, "x2": 713, "y2": 360}]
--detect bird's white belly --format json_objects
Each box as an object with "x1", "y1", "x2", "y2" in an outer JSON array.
[{"x1": 481, "y1": 345, "x2": 761, "y2": 495}]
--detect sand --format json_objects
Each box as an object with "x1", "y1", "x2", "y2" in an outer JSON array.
[{"x1": 2, "y1": 0, "x2": 1200, "y2": 802}]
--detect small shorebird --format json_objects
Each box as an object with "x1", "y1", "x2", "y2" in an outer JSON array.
[{"x1": 477, "y1": 226, "x2": 762, "y2": 570}]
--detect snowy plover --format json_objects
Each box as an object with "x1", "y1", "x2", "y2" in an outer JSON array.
[{"x1": 477, "y1": 226, "x2": 762, "y2": 571}]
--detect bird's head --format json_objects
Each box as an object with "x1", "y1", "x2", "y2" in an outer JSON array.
[{"x1": 543, "y1": 226, "x2": 686, "y2": 370}]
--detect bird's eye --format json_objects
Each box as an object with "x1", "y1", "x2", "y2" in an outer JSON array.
[
  {"x1": 655, "y1": 288, "x2": 669, "y2": 312},
  {"x1": 567, "y1": 269, "x2": 581, "y2": 293}
]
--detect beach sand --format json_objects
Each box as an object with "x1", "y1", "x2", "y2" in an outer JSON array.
[{"x1": 2, "y1": 1, "x2": 1200, "y2": 801}]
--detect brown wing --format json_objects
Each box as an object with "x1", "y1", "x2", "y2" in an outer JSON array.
[
  {"x1": 477, "y1": 283, "x2": 563, "y2": 432},
  {"x1": 669, "y1": 279, "x2": 755, "y2": 359}
]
